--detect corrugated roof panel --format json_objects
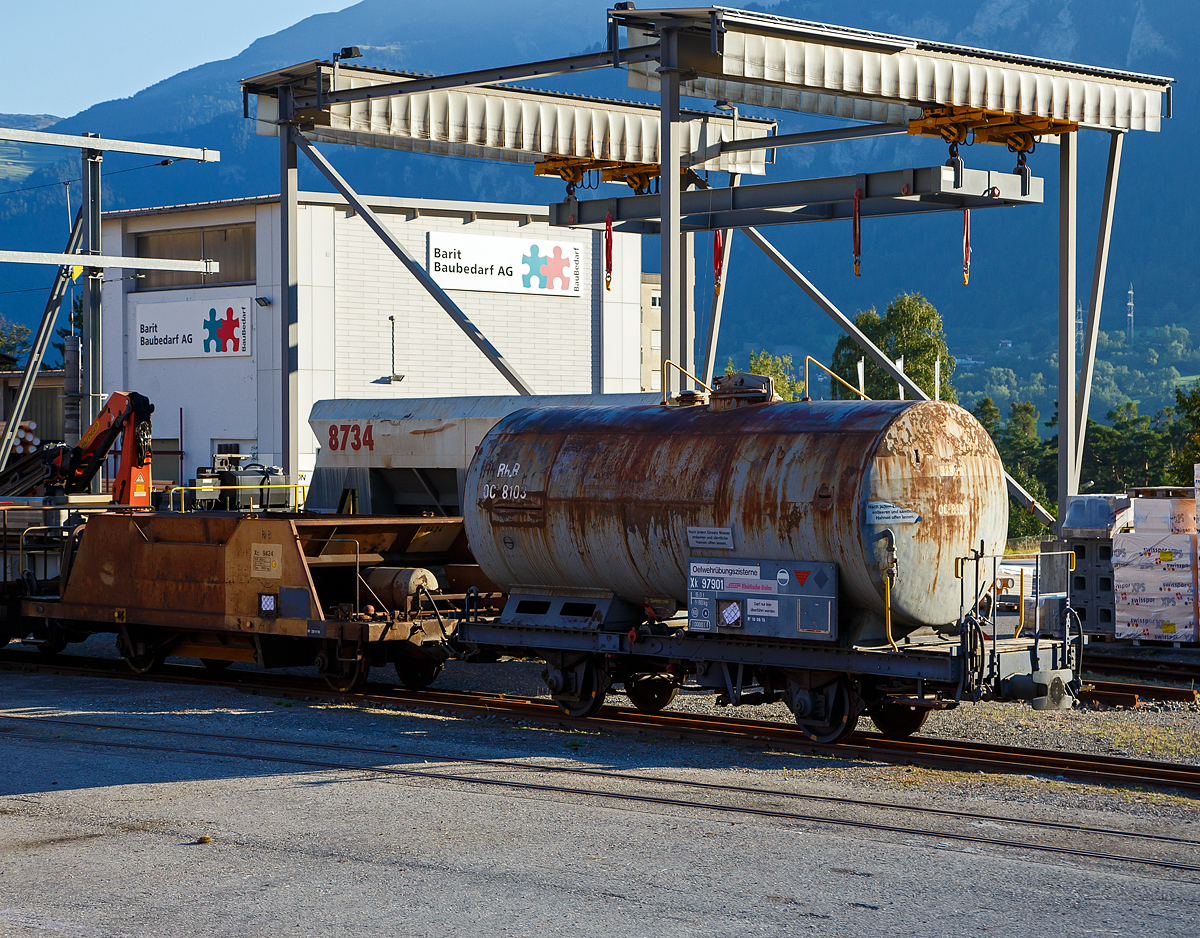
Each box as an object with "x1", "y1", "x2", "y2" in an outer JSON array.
[
  {"x1": 256, "y1": 73, "x2": 774, "y2": 174},
  {"x1": 626, "y1": 19, "x2": 1168, "y2": 133}
]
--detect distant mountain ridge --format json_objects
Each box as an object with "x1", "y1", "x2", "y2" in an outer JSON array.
[{"x1": 0, "y1": 0, "x2": 1194, "y2": 425}]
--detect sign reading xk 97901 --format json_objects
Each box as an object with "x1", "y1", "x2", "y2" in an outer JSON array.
[{"x1": 686, "y1": 556, "x2": 838, "y2": 641}]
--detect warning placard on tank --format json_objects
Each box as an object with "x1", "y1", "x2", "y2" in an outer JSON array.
[
  {"x1": 252, "y1": 543, "x2": 282, "y2": 579},
  {"x1": 687, "y1": 526, "x2": 735, "y2": 550},
  {"x1": 866, "y1": 502, "x2": 922, "y2": 524}
]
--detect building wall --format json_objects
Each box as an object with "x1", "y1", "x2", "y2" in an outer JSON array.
[
  {"x1": 640, "y1": 273, "x2": 662, "y2": 392},
  {"x1": 331, "y1": 206, "x2": 639, "y2": 400},
  {"x1": 102, "y1": 193, "x2": 642, "y2": 488}
]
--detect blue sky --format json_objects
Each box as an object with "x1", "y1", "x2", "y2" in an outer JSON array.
[{"x1": 3, "y1": 1, "x2": 353, "y2": 117}]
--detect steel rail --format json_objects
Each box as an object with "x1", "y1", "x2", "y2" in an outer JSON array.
[
  {"x1": 1084, "y1": 656, "x2": 1200, "y2": 684},
  {"x1": 3, "y1": 725, "x2": 1198, "y2": 873},
  {"x1": 8, "y1": 713, "x2": 1198, "y2": 850},
  {"x1": 4, "y1": 649, "x2": 1200, "y2": 793}
]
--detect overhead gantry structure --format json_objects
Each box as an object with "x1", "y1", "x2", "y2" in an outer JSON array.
[
  {"x1": 0, "y1": 127, "x2": 220, "y2": 475},
  {"x1": 243, "y1": 5, "x2": 1172, "y2": 529}
]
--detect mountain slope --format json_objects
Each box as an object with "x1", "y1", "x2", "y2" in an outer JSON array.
[{"x1": 0, "y1": 0, "x2": 1194, "y2": 426}]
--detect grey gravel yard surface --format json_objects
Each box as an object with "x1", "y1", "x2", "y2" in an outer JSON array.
[{"x1": 2, "y1": 643, "x2": 1200, "y2": 937}]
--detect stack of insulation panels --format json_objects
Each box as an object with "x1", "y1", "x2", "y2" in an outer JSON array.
[{"x1": 1113, "y1": 533, "x2": 1198, "y2": 642}]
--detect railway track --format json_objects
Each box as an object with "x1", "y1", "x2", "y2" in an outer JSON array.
[
  {"x1": 3, "y1": 648, "x2": 1200, "y2": 795},
  {"x1": 1084, "y1": 655, "x2": 1200, "y2": 685},
  {"x1": 3, "y1": 713, "x2": 1199, "y2": 875}
]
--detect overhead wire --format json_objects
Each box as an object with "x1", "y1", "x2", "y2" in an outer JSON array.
[{"x1": 0, "y1": 158, "x2": 184, "y2": 198}]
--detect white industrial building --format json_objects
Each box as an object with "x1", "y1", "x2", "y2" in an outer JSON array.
[{"x1": 101, "y1": 192, "x2": 643, "y2": 487}]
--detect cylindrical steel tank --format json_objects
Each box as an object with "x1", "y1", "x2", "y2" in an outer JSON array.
[{"x1": 464, "y1": 398, "x2": 1007, "y2": 640}]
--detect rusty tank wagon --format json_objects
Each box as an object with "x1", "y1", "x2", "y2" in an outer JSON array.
[{"x1": 456, "y1": 373, "x2": 1080, "y2": 741}]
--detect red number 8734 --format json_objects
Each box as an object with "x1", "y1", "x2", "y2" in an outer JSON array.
[{"x1": 326, "y1": 423, "x2": 375, "y2": 452}]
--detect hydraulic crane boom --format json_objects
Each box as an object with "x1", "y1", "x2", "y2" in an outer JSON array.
[{"x1": 0, "y1": 391, "x2": 155, "y2": 505}]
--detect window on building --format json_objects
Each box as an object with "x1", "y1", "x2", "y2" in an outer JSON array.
[
  {"x1": 650, "y1": 330, "x2": 661, "y2": 350},
  {"x1": 136, "y1": 224, "x2": 256, "y2": 290},
  {"x1": 650, "y1": 292, "x2": 661, "y2": 307},
  {"x1": 650, "y1": 370, "x2": 662, "y2": 391}
]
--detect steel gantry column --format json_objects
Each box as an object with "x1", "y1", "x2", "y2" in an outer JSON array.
[
  {"x1": 81, "y1": 139, "x2": 103, "y2": 492},
  {"x1": 279, "y1": 86, "x2": 300, "y2": 480},
  {"x1": 658, "y1": 29, "x2": 686, "y2": 394},
  {"x1": 1058, "y1": 133, "x2": 1078, "y2": 532},
  {"x1": 1074, "y1": 131, "x2": 1124, "y2": 491},
  {"x1": 701, "y1": 174, "x2": 738, "y2": 387}
]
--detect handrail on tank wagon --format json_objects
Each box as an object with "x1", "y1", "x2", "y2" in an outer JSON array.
[
  {"x1": 167, "y1": 483, "x2": 309, "y2": 513},
  {"x1": 802, "y1": 356, "x2": 870, "y2": 402},
  {"x1": 661, "y1": 360, "x2": 713, "y2": 403},
  {"x1": 956, "y1": 547, "x2": 1082, "y2": 696}
]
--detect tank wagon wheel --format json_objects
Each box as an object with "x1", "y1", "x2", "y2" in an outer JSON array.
[
  {"x1": 200, "y1": 659, "x2": 233, "y2": 673},
  {"x1": 868, "y1": 700, "x2": 930, "y2": 739},
  {"x1": 796, "y1": 679, "x2": 859, "y2": 745},
  {"x1": 553, "y1": 664, "x2": 608, "y2": 719},
  {"x1": 623, "y1": 676, "x2": 679, "y2": 714},
  {"x1": 394, "y1": 658, "x2": 443, "y2": 690}
]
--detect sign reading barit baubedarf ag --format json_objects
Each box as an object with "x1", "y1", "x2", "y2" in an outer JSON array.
[
  {"x1": 427, "y1": 232, "x2": 581, "y2": 297},
  {"x1": 135, "y1": 299, "x2": 252, "y2": 360}
]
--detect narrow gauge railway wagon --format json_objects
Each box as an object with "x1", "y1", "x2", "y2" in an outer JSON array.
[
  {"x1": 309, "y1": 374, "x2": 1081, "y2": 742},
  {"x1": 12, "y1": 512, "x2": 497, "y2": 691}
]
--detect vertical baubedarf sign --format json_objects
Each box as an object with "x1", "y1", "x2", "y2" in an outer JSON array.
[
  {"x1": 135, "y1": 299, "x2": 252, "y2": 360},
  {"x1": 427, "y1": 232, "x2": 581, "y2": 297}
]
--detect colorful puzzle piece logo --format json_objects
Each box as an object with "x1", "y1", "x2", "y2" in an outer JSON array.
[
  {"x1": 522, "y1": 245, "x2": 572, "y2": 290},
  {"x1": 544, "y1": 247, "x2": 571, "y2": 290},
  {"x1": 202, "y1": 308, "x2": 222, "y2": 352},
  {"x1": 202, "y1": 307, "x2": 240, "y2": 352},
  {"x1": 521, "y1": 246, "x2": 548, "y2": 288},
  {"x1": 217, "y1": 307, "x2": 240, "y2": 351}
]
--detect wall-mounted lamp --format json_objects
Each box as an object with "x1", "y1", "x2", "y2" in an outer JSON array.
[{"x1": 255, "y1": 297, "x2": 271, "y2": 307}]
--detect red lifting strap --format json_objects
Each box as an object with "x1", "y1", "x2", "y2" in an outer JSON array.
[
  {"x1": 713, "y1": 229, "x2": 724, "y2": 298},
  {"x1": 852, "y1": 188, "x2": 862, "y2": 277},
  {"x1": 962, "y1": 208, "x2": 971, "y2": 286},
  {"x1": 604, "y1": 211, "x2": 613, "y2": 292}
]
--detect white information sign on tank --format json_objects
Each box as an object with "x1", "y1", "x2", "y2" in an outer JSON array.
[
  {"x1": 135, "y1": 299, "x2": 252, "y2": 360},
  {"x1": 427, "y1": 232, "x2": 581, "y2": 297},
  {"x1": 866, "y1": 501, "x2": 922, "y2": 524}
]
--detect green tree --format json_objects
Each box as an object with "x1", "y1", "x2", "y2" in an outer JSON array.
[
  {"x1": 1173, "y1": 380, "x2": 1200, "y2": 482},
  {"x1": 971, "y1": 397, "x2": 1001, "y2": 437},
  {"x1": 830, "y1": 292, "x2": 956, "y2": 402},
  {"x1": 0, "y1": 314, "x2": 31, "y2": 362},
  {"x1": 725, "y1": 350, "x2": 801, "y2": 401},
  {"x1": 1007, "y1": 462, "x2": 1055, "y2": 537}
]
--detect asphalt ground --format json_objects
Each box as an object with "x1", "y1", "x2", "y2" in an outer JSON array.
[{"x1": 2, "y1": 662, "x2": 1199, "y2": 937}]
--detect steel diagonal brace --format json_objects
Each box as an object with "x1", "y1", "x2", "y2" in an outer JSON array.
[
  {"x1": 294, "y1": 135, "x2": 533, "y2": 395},
  {"x1": 742, "y1": 226, "x2": 1056, "y2": 528}
]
